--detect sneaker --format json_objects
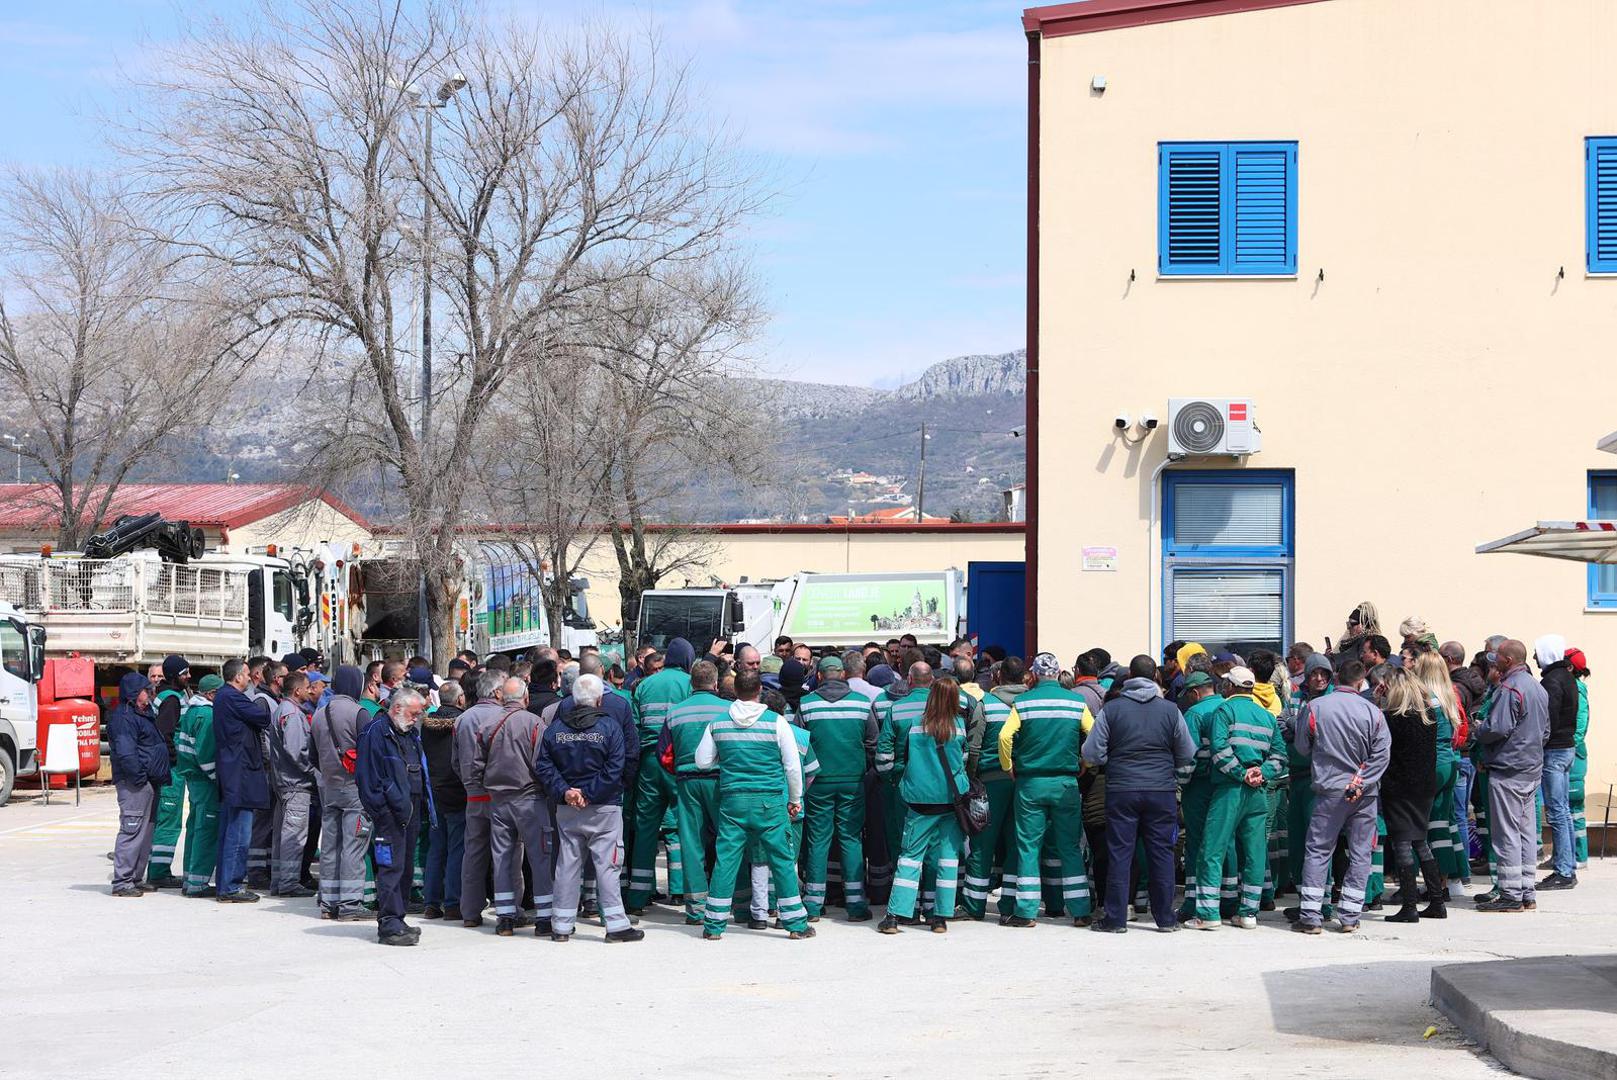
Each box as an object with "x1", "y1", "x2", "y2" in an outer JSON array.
[
  {"x1": 336, "y1": 908, "x2": 372, "y2": 922},
  {"x1": 1230, "y1": 916, "x2": 1257, "y2": 929},
  {"x1": 512, "y1": 912, "x2": 534, "y2": 928},
  {"x1": 928, "y1": 916, "x2": 948, "y2": 934},
  {"x1": 1156, "y1": 922, "x2": 1181, "y2": 933},
  {"x1": 999, "y1": 915, "x2": 1035, "y2": 928},
  {"x1": 136, "y1": 882, "x2": 158, "y2": 893},
  {"x1": 1473, "y1": 890, "x2": 1501, "y2": 905},
  {"x1": 847, "y1": 910, "x2": 873, "y2": 922},
  {"x1": 272, "y1": 885, "x2": 317, "y2": 898},
  {"x1": 216, "y1": 890, "x2": 261, "y2": 904},
  {"x1": 494, "y1": 917, "x2": 515, "y2": 937},
  {"x1": 110, "y1": 885, "x2": 144, "y2": 898},
  {"x1": 788, "y1": 926, "x2": 817, "y2": 940},
  {"x1": 184, "y1": 887, "x2": 218, "y2": 899},
  {"x1": 747, "y1": 919, "x2": 769, "y2": 931},
  {"x1": 877, "y1": 914, "x2": 903, "y2": 935},
  {"x1": 1185, "y1": 918, "x2": 1221, "y2": 932},
  {"x1": 1292, "y1": 921, "x2": 1323, "y2": 935},
  {"x1": 551, "y1": 932, "x2": 572, "y2": 942},
  {"x1": 535, "y1": 919, "x2": 553, "y2": 936},
  {"x1": 1282, "y1": 906, "x2": 1302, "y2": 923},
  {"x1": 1073, "y1": 915, "x2": 1093, "y2": 928},
  {"x1": 684, "y1": 915, "x2": 703, "y2": 926},
  {"x1": 462, "y1": 916, "x2": 485, "y2": 929},
  {"x1": 378, "y1": 930, "x2": 418, "y2": 946},
  {"x1": 1365, "y1": 899, "x2": 1383, "y2": 912},
  {"x1": 702, "y1": 930, "x2": 722, "y2": 940},
  {"x1": 1521, "y1": 899, "x2": 1538, "y2": 911},
  {"x1": 423, "y1": 905, "x2": 444, "y2": 920},
  {"x1": 1089, "y1": 920, "x2": 1127, "y2": 934},
  {"x1": 1336, "y1": 921, "x2": 1361, "y2": 934},
  {"x1": 1259, "y1": 899, "x2": 1276, "y2": 912},
  {"x1": 245, "y1": 872, "x2": 271, "y2": 889},
  {"x1": 605, "y1": 927, "x2": 646, "y2": 943},
  {"x1": 1537, "y1": 873, "x2": 1578, "y2": 891}
]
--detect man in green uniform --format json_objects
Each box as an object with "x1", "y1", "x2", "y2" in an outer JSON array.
[
  {"x1": 962, "y1": 655, "x2": 1029, "y2": 920},
  {"x1": 147, "y1": 655, "x2": 192, "y2": 888},
  {"x1": 694, "y1": 670, "x2": 813, "y2": 940},
  {"x1": 628, "y1": 637, "x2": 693, "y2": 909},
  {"x1": 799, "y1": 655, "x2": 876, "y2": 921},
  {"x1": 1190, "y1": 667, "x2": 1286, "y2": 930},
  {"x1": 174, "y1": 674, "x2": 223, "y2": 897},
  {"x1": 997, "y1": 652, "x2": 1092, "y2": 926},
  {"x1": 1175, "y1": 672, "x2": 1219, "y2": 920},
  {"x1": 659, "y1": 660, "x2": 729, "y2": 924}
]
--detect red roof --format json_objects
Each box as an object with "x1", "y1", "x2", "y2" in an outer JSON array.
[
  {"x1": 1023, "y1": 0, "x2": 1328, "y2": 37},
  {"x1": 0, "y1": 483, "x2": 370, "y2": 532},
  {"x1": 827, "y1": 507, "x2": 952, "y2": 525}
]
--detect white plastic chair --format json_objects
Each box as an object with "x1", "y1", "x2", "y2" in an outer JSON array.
[{"x1": 41, "y1": 724, "x2": 81, "y2": 807}]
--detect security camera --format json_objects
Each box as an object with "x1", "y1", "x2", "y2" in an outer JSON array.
[
  {"x1": 1142, "y1": 413, "x2": 1159, "y2": 430},
  {"x1": 1114, "y1": 413, "x2": 1132, "y2": 431}
]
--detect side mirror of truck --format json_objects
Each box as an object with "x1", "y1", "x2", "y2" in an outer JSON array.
[
  {"x1": 727, "y1": 593, "x2": 745, "y2": 634},
  {"x1": 27, "y1": 624, "x2": 45, "y2": 683}
]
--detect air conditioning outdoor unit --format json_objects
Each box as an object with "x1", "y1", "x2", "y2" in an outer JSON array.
[{"x1": 1166, "y1": 398, "x2": 1261, "y2": 458}]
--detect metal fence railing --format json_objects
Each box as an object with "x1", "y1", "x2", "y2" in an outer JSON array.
[{"x1": 0, "y1": 558, "x2": 248, "y2": 621}]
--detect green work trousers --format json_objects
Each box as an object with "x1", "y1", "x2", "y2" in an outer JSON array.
[
  {"x1": 1011, "y1": 776, "x2": 1089, "y2": 919},
  {"x1": 803, "y1": 780, "x2": 869, "y2": 917},
  {"x1": 962, "y1": 778, "x2": 1015, "y2": 918},
  {"x1": 704, "y1": 794, "x2": 809, "y2": 936},
  {"x1": 148, "y1": 767, "x2": 185, "y2": 881},
  {"x1": 181, "y1": 779, "x2": 219, "y2": 893}
]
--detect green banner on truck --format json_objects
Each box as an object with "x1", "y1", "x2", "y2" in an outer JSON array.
[{"x1": 781, "y1": 573, "x2": 952, "y2": 642}]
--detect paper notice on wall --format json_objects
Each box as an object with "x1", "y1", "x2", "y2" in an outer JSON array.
[{"x1": 1081, "y1": 546, "x2": 1117, "y2": 572}]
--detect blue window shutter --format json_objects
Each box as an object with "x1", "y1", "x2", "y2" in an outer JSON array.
[
  {"x1": 1230, "y1": 143, "x2": 1297, "y2": 274},
  {"x1": 1160, "y1": 145, "x2": 1224, "y2": 273},
  {"x1": 1589, "y1": 138, "x2": 1617, "y2": 273}
]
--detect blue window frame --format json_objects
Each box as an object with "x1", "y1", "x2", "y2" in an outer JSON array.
[
  {"x1": 1588, "y1": 138, "x2": 1617, "y2": 273},
  {"x1": 1588, "y1": 472, "x2": 1617, "y2": 607},
  {"x1": 1159, "y1": 141, "x2": 1297, "y2": 276},
  {"x1": 1162, "y1": 470, "x2": 1295, "y2": 654}
]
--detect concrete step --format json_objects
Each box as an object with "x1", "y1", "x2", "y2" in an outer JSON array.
[{"x1": 1432, "y1": 954, "x2": 1617, "y2": 1080}]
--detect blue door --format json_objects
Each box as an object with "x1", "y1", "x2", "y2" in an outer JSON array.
[{"x1": 967, "y1": 561, "x2": 1025, "y2": 658}]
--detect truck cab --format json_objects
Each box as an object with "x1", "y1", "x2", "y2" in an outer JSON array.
[
  {"x1": 635, "y1": 588, "x2": 746, "y2": 653},
  {"x1": 0, "y1": 604, "x2": 45, "y2": 806}
]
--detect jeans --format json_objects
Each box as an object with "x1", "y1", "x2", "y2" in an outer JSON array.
[
  {"x1": 1542, "y1": 747, "x2": 1576, "y2": 878},
  {"x1": 1102, "y1": 788, "x2": 1178, "y2": 928},
  {"x1": 1454, "y1": 758, "x2": 1476, "y2": 872},
  {"x1": 216, "y1": 803, "x2": 257, "y2": 895},
  {"x1": 424, "y1": 809, "x2": 466, "y2": 907}
]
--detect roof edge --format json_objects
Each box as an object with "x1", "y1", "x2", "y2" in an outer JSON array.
[{"x1": 1023, "y1": 0, "x2": 1331, "y2": 38}]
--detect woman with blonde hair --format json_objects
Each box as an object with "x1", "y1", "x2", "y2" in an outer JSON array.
[
  {"x1": 878, "y1": 676, "x2": 968, "y2": 935},
  {"x1": 1413, "y1": 651, "x2": 1466, "y2": 890},
  {"x1": 1375, "y1": 668, "x2": 1445, "y2": 922},
  {"x1": 1332, "y1": 601, "x2": 1380, "y2": 667}
]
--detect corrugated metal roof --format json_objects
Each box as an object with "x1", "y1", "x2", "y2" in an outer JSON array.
[{"x1": 0, "y1": 483, "x2": 369, "y2": 531}]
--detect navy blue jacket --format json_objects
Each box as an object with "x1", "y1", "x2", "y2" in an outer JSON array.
[
  {"x1": 534, "y1": 703, "x2": 627, "y2": 806},
  {"x1": 356, "y1": 715, "x2": 436, "y2": 829},
  {"x1": 553, "y1": 691, "x2": 637, "y2": 801},
  {"x1": 213, "y1": 683, "x2": 272, "y2": 809},
  {"x1": 107, "y1": 673, "x2": 169, "y2": 788}
]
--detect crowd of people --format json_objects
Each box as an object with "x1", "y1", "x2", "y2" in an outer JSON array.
[{"x1": 104, "y1": 599, "x2": 1592, "y2": 945}]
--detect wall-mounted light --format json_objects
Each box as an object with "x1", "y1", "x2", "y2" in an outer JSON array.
[{"x1": 1091, "y1": 75, "x2": 1107, "y2": 93}]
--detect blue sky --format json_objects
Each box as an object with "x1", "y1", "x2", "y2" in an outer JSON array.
[{"x1": 0, "y1": 0, "x2": 1027, "y2": 387}]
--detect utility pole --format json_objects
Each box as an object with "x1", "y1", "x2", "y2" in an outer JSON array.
[{"x1": 916, "y1": 422, "x2": 928, "y2": 522}]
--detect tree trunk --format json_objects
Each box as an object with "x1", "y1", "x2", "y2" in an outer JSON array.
[{"x1": 425, "y1": 567, "x2": 460, "y2": 668}]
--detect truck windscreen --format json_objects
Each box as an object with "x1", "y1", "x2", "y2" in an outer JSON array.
[{"x1": 638, "y1": 595, "x2": 722, "y2": 652}]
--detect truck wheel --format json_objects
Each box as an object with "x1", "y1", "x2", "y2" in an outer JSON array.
[{"x1": 0, "y1": 749, "x2": 14, "y2": 808}]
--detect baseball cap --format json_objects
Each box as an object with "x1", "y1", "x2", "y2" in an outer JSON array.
[
  {"x1": 817, "y1": 655, "x2": 844, "y2": 673},
  {"x1": 1227, "y1": 666, "x2": 1256, "y2": 688},
  {"x1": 1183, "y1": 671, "x2": 1213, "y2": 690},
  {"x1": 199, "y1": 674, "x2": 224, "y2": 693},
  {"x1": 306, "y1": 669, "x2": 329, "y2": 685},
  {"x1": 1031, "y1": 652, "x2": 1061, "y2": 678}
]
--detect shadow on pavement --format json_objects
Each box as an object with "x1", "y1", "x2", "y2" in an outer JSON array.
[{"x1": 1263, "y1": 960, "x2": 1451, "y2": 1045}]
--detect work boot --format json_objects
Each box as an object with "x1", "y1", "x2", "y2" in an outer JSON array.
[
  {"x1": 442, "y1": 905, "x2": 462, "y2": 921},
  {"x1": 1291, "y1": 921, "x2": 1323, "y2": 935},
  {"x1": 702, "y1": 930, "x2": 723, "y2": 940},
  {"x1": 110, "y1": 885, "x2": 144, "y2": 898},
  {"x1": 1282, "y1": 906, "x2": 1302, "y2": 922},
  {"x1": 272, "y1": 885, "x2": 316, "y2": 898},
  {"x1": 551, "y1": 932, "x2": 572, "y2": 942},
  {"x1": 1416, "y1": 856, "x2": 1447, "y2": 919},
  {"x1": 999, "y1": 914, "x2": 1035, "y2": 928},
  {"x1": 136, "y1": 882, "x2": 158, "y2": 893},
  {"x1": 1336, "y1": 921, "x2": 1361, "y2": 934},
  {"x1": 405, "y1": 899, "x2": 427, "y2": 915},
  {"x1": 462, "y1": 916, "x2": 484, "y2": 928},
  {"x1": 1538, "y1": 873, "x2": 1578, "y2": 891},
  {"x1": 1476, "y1": 896, "x2": 1525, "y2": 914},
  {"x1": 788, "y1": 926, "x2": 816, "y2": 940},
  {"x1": 245, "y1": 871, "x2": 270, "y2": 889},
  {"x1": 605, "y1": 927, "x2": 646, "y2": 943},
  {"x1": 423, "y1": 905, "x2": 444, "y2": 920},
  {"x1": 185, "y1": 886, "x2": 218, "y2": 899},
  {"x1": 1073, "y1": 915, "x2": 1092, "y2": 928},
  {"x1": 217, "y1": 890, "x2": 261, "y2": 903},
  {"x1": 847, "y1": 910, "x2": 873, "y2": 922},
  {"x1": 147, "y1": 873, "x2": 183, "y2": 890},
  {"x1": 535, "y1": 919, "x2": 553, "y2": 937},
  {"x1": 877, "y1": 914, "x2": 903, "y2": 935},
  {"x1": 1473, "y1": 888, "x2": 1500, "y2": 905},
  {"x1": 1418, "y1": 897, "x2": 1448, "y2": 919},
  {"x1": 1089, "y1": 920, "x2": 1126, "y2": 934},
  {"x1": 1259, "y1": 898, "x2": 1276, "y2": 912},
  {"x1": 747, "y1": 918, "x2": 769, "y2": 931},
  {"x1": 378, "y1": 930, "x2": 418, "y2": 946},
  {"x1": 928, "y1": 916, "x2": 948, "y2": 934},
  {"x1": 495, "y1": 916, "x2": 515, "y2": 937}
]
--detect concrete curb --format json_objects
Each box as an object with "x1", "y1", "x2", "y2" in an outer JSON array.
[{"x1": 1432, "y1": 955, "x2": 1617, "y2": 1080}]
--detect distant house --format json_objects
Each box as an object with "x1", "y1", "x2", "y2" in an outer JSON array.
[
  {"x1": 0, "y1": 483, "x2": 372, "y2": 555},
  {"x1": 827, "y1": 506, "x2": 950, "y2": 525}
]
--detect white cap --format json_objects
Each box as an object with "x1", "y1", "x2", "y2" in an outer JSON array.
[{"x1": 1227, "y1": 665, "x2": 1256, "y2": 688}]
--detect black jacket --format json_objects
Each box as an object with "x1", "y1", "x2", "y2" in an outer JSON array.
[
  {"x1": 1450, "y1": 665, "x2": 1487, "y2": 716},
  {"x1": 1381, "y1": 708, "x2": 1438, "y2": 801},
  {"x1": 422, "y1": 705, "x2": 467, "y2": 813},
  {"x1": 1541, "y1": 661, "x2": 1578, "y2": 750}
]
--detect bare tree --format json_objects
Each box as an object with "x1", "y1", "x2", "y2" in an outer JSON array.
[
  {"x1": 126, "y1": 0, "x2": 762, "y2": 663},
  {"x1": 0, "y1": 169, "x2": 275, "y2": 547},
  {"x1": 580, "y1": 263, "x2": 771, "y2": 636}
]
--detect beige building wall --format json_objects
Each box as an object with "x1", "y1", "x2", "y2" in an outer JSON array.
[
  {"x1": 574, "y1": 527, "x2": 1025, "y2": 631},
  {"x1": 1034, "y1": 0, "x2": 1617, "y2": 787},
  {"x1": 225, "y1": 500, "x2": 372, "y2": 555}
]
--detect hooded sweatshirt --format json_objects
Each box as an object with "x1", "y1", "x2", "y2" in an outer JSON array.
[
  {"x1": 1081, "y1": 677, "x2": 1195, "y2": 792},
  {"x1": 535, "y1": 700, "x2": 627, "y2": 807},
  {"x1": 107, "y1": 672, "x2": 170, "y2": 788},
  {"x1": 693, "y1": 699, "x2": 803, "y2": 802},
  {"x1": 632, "y1": 638, "x2": 695, "y2": 750},
  {"x1": 1535, "y1": 634, "x2": 1578, "y2": 750},
  {"x1": 312, "y1": 665, "x2": 368, "y2": 806}
]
